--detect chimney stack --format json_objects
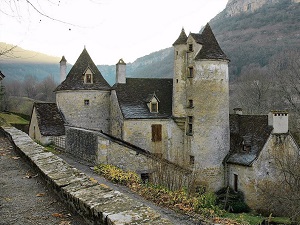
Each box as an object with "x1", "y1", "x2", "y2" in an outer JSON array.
[
  {"x1": 60, "y1": 56, "x2": 67, "y2": 83},
  {"x1": 268, "y1": 110, "x2": 289, "y2": 134},
  {"x1": 116, "y1": 59, "x2": 126, "y2": 84}
]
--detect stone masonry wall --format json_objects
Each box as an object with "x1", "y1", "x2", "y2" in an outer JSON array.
[
  {"x1": 56, "y1": 90, "x2": 110, "y2": 132},
  {"x1": 1, "y1": 126, "x2": 174, "y2": 225},
  {"x1": 65, "y1": 126, "x2": 98, "y2": 163}
]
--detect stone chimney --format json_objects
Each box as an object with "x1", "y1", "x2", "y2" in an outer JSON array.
[
  {"x1": 233, "y1": 108, "x2": 243, "y2": 115},
  {"x1": 116, "y1": 59, "x2": 126, "y2": 84},
  {"x1": 268, "y1": 110, "x2": 289, "y2": 134},
  {"x1": 60, "y1": 56, "x2": 67, "y2": 83}
]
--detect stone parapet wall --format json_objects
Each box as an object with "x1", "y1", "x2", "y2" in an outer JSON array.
[{"x1": 1, "y1": 126, "x2": 174, "y2": 225}]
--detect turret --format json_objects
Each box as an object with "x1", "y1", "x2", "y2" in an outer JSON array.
[
  {"x1": 174, "y1": 24, "x2": 230, "y2": 191},
  {"x1": 172, "y1": 28, "x2": 188, "y2": 118}
]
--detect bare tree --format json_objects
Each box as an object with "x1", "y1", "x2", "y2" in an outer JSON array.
[
  {"x1": 35, "y1": 75, "x2": 57, "y2": 101},
  {"x1": 230, "y1": 64, "x2": 275, "y2": 114},
  {"x1": 22, "y1": 75, "x2": 37, "y2": 98},
  {"x1": 258, "y1": 139, "x2": 300, "y2": 223}
]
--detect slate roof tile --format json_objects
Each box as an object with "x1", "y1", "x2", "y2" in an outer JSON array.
[
  {"x1": 55, "y1": 48, "x2": 110, "y2": 91},
  {"x1": 227, "y1": 114, "x2": 273, "y2": 166},
  {"x1": 33, "y1": 103, "x2": 65, "y2": 136},
  {"x1": 195, "y1": 24, "x2": 229, "y2": 61},
  {"x1": 113, "y1": 78, "x2": 173, "y2": 119}
]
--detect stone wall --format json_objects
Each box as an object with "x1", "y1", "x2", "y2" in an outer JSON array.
[
  {"x1": 65, "y1": 126, "x2": 98, "y2": 163},
  {"x1": 56, "y1": 90, "x2": 110, "y2": 132},
  {"x1": 65, "y1": 126, "x2": 192, "y2": 190},
  {"x1": 1, "y1": 126, "x2": 174, "y2": 225}
]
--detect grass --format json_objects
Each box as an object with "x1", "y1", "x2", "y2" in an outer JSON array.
[{"x1": 0, "y1": 112, "x2": 29, "y2": 126}]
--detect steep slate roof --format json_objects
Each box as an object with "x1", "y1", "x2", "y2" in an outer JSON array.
[
  {"x1": 195, "y1": 24, "x2": 229, "y2": 61},
  {"x1": 173, "y1": 28, "x2": 188, "y2": 46},
  {"x1": 33, "y1": 103, "x2": 65, "y2": 136},
  {"x1": 226, "y1": 114, "x2": 273, "y2": 166},
  {"x1": 113, "y1": 78, "x2": 173, "y2": 119},
  {"x1": 55, "y1": 48, "x2": 110, "y2": 91}
]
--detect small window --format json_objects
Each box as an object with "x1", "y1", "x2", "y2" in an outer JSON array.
[
  {"x1": 84, "y1": 99, "x2": 90, "y2": 106},
  {"x1": 189, "y1": 44, "x2": 193, "y2": 52},
  {"x1": 234, "y1": 174, "x2": 238, "y2": 192},
  {"x1": 152, "y1": 124, "x2": 162, "y2": 142},
  {"x1": 86, "y1": 74, "x2": 92, "y2": 83},
  {"x1": 188, "y1": 67, "x2": 194, "y2": 78},
  {"x1": 188, "y1": 99, "x2": 194, "y2": 108},
  {"x1": 187, "y1": 116, "x2": 193, "y2": 135},
  {"x1": 151, "y1": 102, "x2": 158, "y2": 113},
  {"x1": 141, "y1": 173, "x2": 150, "y2": 183},
  {"x1": 189, "y1": 155, "x2": 195, "y2": 165}
]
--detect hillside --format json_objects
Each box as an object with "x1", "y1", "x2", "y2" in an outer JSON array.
[
  {"x1": 101, "y1": 0, "x2": 300, "y2": 82},
  {"x1": 1, "y1": 0, "x2": 300, "y2": 84},
  {"x1": 0, "y1": 43, "x2": 68, "y2": 82}
]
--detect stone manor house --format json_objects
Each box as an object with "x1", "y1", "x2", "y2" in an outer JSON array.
[{"x1": 29, "y1": 24, "x2": 299, "y2": 210}]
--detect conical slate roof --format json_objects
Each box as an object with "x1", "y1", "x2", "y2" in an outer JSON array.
[
  {"x1": 55, "y1": 48, "x2": 111, "y2": 91},
  {"x1": 173, "y1": 28, "x2": 188, "y2": 46},
  {"x1": 195, "y1": 24, "x2": 229, "y2": 61}
]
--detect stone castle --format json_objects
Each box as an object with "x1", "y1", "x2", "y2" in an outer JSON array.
[{"x1": 29, "y1": 23, "x2": 299, "y2": 211}]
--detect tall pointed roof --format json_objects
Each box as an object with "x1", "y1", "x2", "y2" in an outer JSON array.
[
  {"x1": 55, "y1": 48, "x2": 111, "y2": 91},
  {"x1": 195, "y1": 23, "x2": 229, "y2": 61},
  {"x1": 173, "y1": 28, "x2": 188, "y2": 46}
]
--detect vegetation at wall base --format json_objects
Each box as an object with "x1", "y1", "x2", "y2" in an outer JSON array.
[{"x1": 94, "y1": 164, "x2": 273, "y2": 225}]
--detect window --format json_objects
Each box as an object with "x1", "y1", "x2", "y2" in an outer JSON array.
[
  {"x1": 189, "y1": 155, "x2": 195, "y2": 165},
  {"x1": 234, "y1": 174, "x2": 238, "y2": 192},
  {"x1": 141, "y1": 173, "x2": 150, "y2": 183},
  {"x1": 86, "y1": 74, "x2": 92, "y2": 83},
  {"x1": 188, "y1": 67, "x2": 194, "y2": 78},
  {"x1": 188, "y1": 44, "x2": 193, "y2": 52},
  {"x1": 84, "y1": 99, "x2": 90, "y2": 106},
  {"x1": 187, "y1": 116, "x2": 193, "y2": 135},
  {"x1": 151, "y1": 102, "x2": 158, "y2": 113},
  {"x1": 152, "y1": 124, "x2": 162, "y2": 142},
  {"x1": 188, "y1": 99, "x2": 194, "y2": 108}
]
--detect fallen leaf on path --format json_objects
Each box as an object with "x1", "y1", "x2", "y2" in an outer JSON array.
[
  {"x1": 12, "y1": 156, "x2": 20, "y2": 160},
  {"x1": 52, "y1": 213, "x2": 64, "y2": 218},
  {"x1": 89, "y1": 177, "x2": 98, "y2": 183},
  {"x1": 36, "y1": 193, "x2": 45, "y2": 197},
  {"x1": 59, "y1": 221, "x2": 71, "y2": 225}
]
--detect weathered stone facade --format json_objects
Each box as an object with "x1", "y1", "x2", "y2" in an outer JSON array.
[{"x1": 56, "y1": 90, "x2": 110, "y2": 132}]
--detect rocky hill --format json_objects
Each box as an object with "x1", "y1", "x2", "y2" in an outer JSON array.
[{"x1": 1, "y1": 0, "x2": 300, "y2": 84}]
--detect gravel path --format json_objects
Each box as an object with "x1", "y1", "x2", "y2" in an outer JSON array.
[{"x1": 0, "y1": 134, "x2": 88, "y2": 225}]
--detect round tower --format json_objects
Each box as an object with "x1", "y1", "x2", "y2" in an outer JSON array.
[{"x1": 183, "y1": 24, "x2": 230, "y2": 191}]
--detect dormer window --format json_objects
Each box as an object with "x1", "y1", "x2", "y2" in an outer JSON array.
[
  {"x1": 86, "y1": 74, "x2": 92, "y2": 83},
  {"x1": 83, "y1": 66, "x2": 94, "y2": 84},
  {"x1": 146, "y1": 92, "x2": 160, "y2": 113},
  {"x1": 188, "y1": 99, "x2": 194, "y2": 108},
  {"x1": 151, "y1": 102, "x2": 158, "y2": 113},
  {"x1": 188, "y1": 44, "x2": 193, "y2": 52}
]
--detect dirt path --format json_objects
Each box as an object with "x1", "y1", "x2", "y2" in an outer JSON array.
[{"x1": 0, "y1": 134, "x2": 88, "y2": 225}]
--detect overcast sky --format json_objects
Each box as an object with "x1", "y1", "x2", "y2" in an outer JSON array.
[{"x1": 0, "y1": 0, "x2": 228, "y2": 65}]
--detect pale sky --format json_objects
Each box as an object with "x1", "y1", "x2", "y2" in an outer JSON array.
[{"x1": 0, "y1": 0, "x2": 228, "y2": 65}]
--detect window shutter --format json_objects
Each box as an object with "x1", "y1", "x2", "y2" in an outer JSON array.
[{"x1": 152, "y1": 124, "x2": 162, "y2": 142}]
